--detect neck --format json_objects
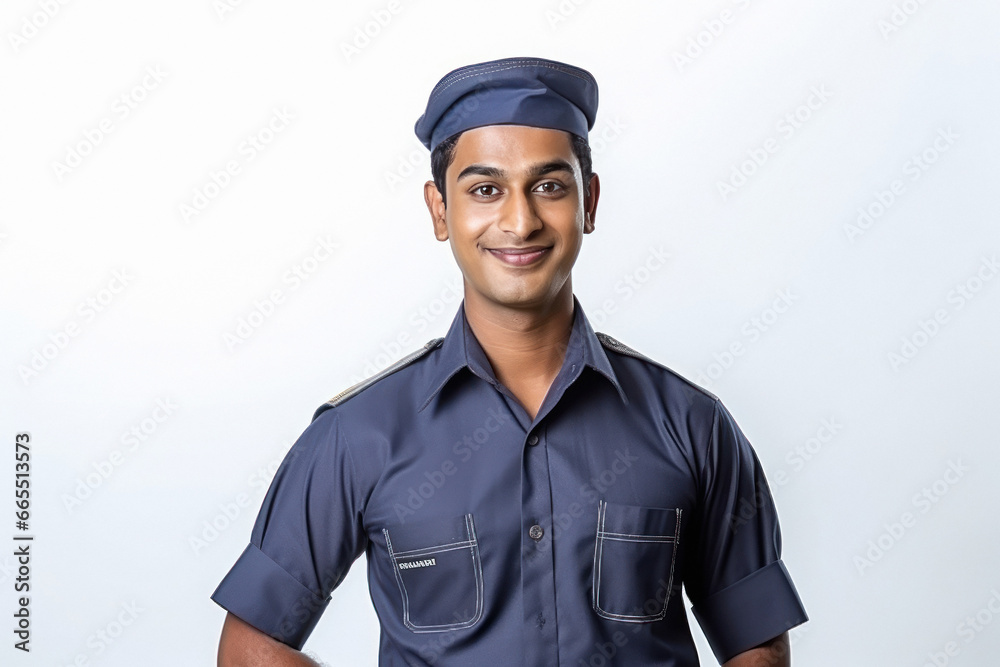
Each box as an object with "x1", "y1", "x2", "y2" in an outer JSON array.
[{"x1": 462, "y1": 284, "x2": 575, "y2": 391}]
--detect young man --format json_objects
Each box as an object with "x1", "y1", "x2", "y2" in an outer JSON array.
[{"x1": 212, "y1": 56, "x2": 808, "y2": 666}]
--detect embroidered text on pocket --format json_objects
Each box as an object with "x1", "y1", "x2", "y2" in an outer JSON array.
[{"x1": 383, "y1": 513, "x2": 484, "y2": 633}]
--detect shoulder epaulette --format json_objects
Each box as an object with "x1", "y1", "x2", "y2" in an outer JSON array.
[
  {"x1": 311, "y1": 337, "x2": 445, "y2": 422},
  {"x1": 595, "y1": 331, "x2": 718, "y2": 402},
  {"x1": 595, "y1": 331, "x2": 659, "y2": 365}
]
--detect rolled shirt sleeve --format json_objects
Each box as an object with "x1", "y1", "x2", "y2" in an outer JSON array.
[
  {"x1": 210, "y1": 408, "x2": 369, "y2": 650},
  {"x1": 686, "y1": 399, "x2": 808, "y2": 663}
]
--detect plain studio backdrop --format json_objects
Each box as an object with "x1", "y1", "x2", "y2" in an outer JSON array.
[{"x1": 2, "y1": 1, "x2": 999, "y2": 664}]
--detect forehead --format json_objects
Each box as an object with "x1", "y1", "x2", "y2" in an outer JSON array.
[{"x1": 450, "y1": 125, "x2": 578, "y2": 172}]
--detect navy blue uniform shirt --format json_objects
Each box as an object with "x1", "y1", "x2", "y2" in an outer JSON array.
[{"x1": 211, "y1": 295, "x2": 808, "y2": 665}]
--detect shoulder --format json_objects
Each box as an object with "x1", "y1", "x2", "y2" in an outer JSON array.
[
  {"x1": 311, "y1": 337, "x2": 445, "y2": 422},
  {"x1": 595, "y1": 331, "x2": 719, "y2": 405}
]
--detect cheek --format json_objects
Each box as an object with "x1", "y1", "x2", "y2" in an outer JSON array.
[
  {"x1": 447, "y1": 205, "x2": 493, "y2": 244},
  {"x1": 547, "y1": 205, "x2": 585, "y2": 241},
  {"x1": 540, "y1": 197, "x2": 582, "y2": 223}
]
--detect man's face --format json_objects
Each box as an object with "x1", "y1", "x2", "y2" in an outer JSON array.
[{"x1": 425, "y1": 125, "x2": 599, "y2": 311}]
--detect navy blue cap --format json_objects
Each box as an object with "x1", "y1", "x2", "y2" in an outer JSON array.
[{"x1": 414, "y1": 56, "x2": 599, "y2": 152}]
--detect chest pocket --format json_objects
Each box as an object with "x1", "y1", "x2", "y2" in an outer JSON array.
[
  {"x1": 382, "y1": 513, "x2": 484, "y2": 633},
  {"x1": 592, "y1": 499, "x2": 682, "y2": 622}
]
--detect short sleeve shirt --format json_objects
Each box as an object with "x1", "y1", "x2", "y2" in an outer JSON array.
[{"x1": 211, "y1": 294, "x2": 808, "y2": 665}]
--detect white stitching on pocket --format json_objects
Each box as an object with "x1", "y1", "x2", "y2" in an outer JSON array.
[
  {"x1": 592, "y1": 499, "x2": 682, "y2": 623},
  {"x1": 383, "y1": 513, "x2": 484, "y2": 633},
  {"x1": 392, "y1": 539, "x2": 477, "y2": 559}
]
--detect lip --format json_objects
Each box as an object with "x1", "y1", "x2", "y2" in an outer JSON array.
[{"x1": 485, "y1": 246, "x2": 552, "y2": 266}]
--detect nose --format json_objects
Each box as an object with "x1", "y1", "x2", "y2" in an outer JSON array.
[{"x1": 497, "y1": 188, "x2": 543, "y2": 239}]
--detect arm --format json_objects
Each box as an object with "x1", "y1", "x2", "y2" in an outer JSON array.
[
  {"x1": 218, "y1": 612, "x2": 323, "y2": 667},
  {"x1": 722, "y1": 631, "x2": 789, "y2": 667},
  {"x1": 686, "y1": 400, "x2": 807, "y2": 664},
  {"x1": 211, "y1": 410, "x2": 369, "y2": 659}
]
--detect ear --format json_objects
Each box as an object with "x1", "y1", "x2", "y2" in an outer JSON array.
[
  {"x1": 424, "y1": 180, "x2": 448, "y2": 241},
  {"x1": 583, "y1": 172, "x2": 600, "y2": 234}
]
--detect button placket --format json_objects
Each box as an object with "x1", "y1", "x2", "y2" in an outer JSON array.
[{"x1": 520, "y1": 421, "x2": 558, "y2": 664}]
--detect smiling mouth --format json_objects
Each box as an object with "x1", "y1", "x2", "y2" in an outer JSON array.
[{"x1": 485, "y1": 246, "x2": 552, "y2": 266}]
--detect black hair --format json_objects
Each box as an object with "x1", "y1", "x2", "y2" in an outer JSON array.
[{"x1": 430, "y1": 130, "x2": 593, "y2": 207}]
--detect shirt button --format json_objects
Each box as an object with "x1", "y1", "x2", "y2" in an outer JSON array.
[
  {"x1": 528, "y1": 524, "x2": 544, "y2": 541},
  {"x1": 527, "y1": 434, "x2": 539, "y2": 446}
]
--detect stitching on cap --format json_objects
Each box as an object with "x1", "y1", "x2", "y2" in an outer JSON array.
[
  {"x1": 430, "y1": 59, "x2": 594, "y2": 100},
  {"x1": 434, "y1": 60, "x2": 592, "y2": 96}
]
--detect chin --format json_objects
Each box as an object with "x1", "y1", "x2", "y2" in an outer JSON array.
[{"x1": 490, "y1": 289, "x2": 554, "y2": 307}]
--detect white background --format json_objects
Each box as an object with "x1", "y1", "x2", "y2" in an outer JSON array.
[{"x1": 2, "y1": 0, "x2": 999, "y2": 665}]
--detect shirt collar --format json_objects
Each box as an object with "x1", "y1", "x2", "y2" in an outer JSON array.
[{"x1": 418, "y1": 294, "x2": 628, "y2": 413}]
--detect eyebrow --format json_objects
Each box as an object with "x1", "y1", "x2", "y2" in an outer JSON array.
[{"x1": 456, "y1": 159, "x2": 576, "y2": 182}]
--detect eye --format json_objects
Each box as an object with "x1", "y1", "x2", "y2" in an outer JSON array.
[
  {"x1": 473, "y1": 185, "x2": 500, "y2": 198},
  {"x1": 535, "y1": 181, "x2": 564, "y2": 194}
]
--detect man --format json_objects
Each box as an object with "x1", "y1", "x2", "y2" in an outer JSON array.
[{"x1": 212, "y1": 56, "x2": 808, "y2": 666}]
